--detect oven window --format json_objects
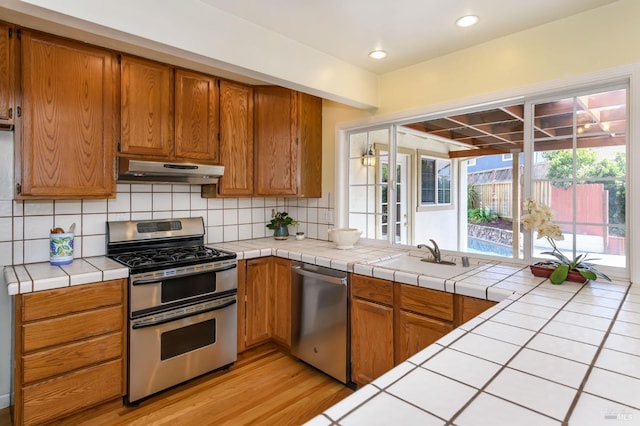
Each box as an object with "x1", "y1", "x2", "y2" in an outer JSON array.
[
  {"x1": 161, "y1": 318, "x2": 216, "y2": 360},
  {"x1": 162, "y1": 272, "x2": 216, "y2": 303}
]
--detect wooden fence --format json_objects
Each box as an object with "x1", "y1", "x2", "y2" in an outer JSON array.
[{"x1": 473, "y1": 182, "x2": 514, "y2": 219}]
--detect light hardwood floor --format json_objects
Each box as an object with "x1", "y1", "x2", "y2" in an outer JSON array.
[{"x1": 2, "y1": 344, "x2": 353, "y2": 426}]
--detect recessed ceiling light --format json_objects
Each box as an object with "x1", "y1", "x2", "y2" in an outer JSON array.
[
  {"x1": 369, "y1": 50, "x2": 387, "y2": 60},
  {"x1": 456, "y1": 15, "x2": 479, "y2": 28}
]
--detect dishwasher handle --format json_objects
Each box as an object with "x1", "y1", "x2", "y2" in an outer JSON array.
[{"x1": 291, "y1": 265, "x2": 347, "y2": 286}]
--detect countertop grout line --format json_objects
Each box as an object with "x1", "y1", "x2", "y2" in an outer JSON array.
[
  {"x1": 561, "y1": 284, "x2": 633, "y2": 424},
  {"x1": 446, "y1": 279, "x2": 590, "y2": 425}
]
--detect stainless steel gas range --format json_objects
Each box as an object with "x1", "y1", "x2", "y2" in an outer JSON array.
[{"x1": 106, "y1": 217, "x2": 237, "y2": 404}]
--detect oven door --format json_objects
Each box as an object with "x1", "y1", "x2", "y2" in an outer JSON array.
[
  {"x1": 130, "y1": 261, "x2": 237, "y2": 316},
  {"x1": 128, "y1": 294, "x2": 237, "y2": 403}
]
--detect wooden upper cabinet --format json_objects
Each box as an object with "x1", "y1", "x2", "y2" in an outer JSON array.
[
  {"x1": 175, "y1": 69, "x2": 219, "y2": 163},
  {"x1": 297, "y1": 92, "x2": 322, "y2": 198},
  {"x1": 18, "y1": 30, "x2": 116, "y2": 198},
  {"x1": 120, "y1": 55, "x2": 173, "y2": 158},
  {"x1": 254, "y1": 87, "x2": 322, "y2": 197},
  {"x1": 217, "y1": 80, "x2": 254, "y2": 196},
  {"x1": 0, "y1": 21, "x2": 16, "y2": 126}
]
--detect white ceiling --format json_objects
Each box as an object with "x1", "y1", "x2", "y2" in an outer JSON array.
[{"x1": 200, "y1": 0, "x2": 620, "y2": 74}]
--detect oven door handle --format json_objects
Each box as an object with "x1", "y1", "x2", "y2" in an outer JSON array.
[
  {"x1": 131, "y1": 263, "x2": 237, "y2": 286},
  {"x1": 212, "y1": 264, "x2": 237, "y2": 273},
  {"x1": 131, "y1": 298, "x2": 237, "y2": 329}
]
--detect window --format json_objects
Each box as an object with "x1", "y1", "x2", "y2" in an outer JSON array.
[
  {"x1": 343, "y1": 80, "x2": 628, "y2": 278},
  {"x1": 528, "y1": 86, "x2": 627, "y2": 269},
  {"x1": 419, "y1": 153, "x2": 451, "y2": 206}
]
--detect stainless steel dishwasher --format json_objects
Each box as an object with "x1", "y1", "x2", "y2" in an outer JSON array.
[{"x1": 291, "y1": 261, "x2": 349, "y2": 384}]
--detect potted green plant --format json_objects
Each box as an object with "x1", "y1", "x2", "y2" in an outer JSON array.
[
  {"x1": 266, "y1": 211, "x2": 298, "y2": 240},
  {"x1": 522, "y1": 198, "x2": 611, "y2": 284}
]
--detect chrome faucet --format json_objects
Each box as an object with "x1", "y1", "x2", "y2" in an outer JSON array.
[{"x1": 417, "y1": 239, "x2": 441, "y2": 263}]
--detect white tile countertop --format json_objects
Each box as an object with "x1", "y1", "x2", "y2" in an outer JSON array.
[{"x1": 4, "y1": 257, "x2": 129, "y2": 295}]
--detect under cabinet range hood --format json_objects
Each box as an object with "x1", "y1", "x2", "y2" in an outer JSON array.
[{"x1": 117, "y1": 158, "x2": 224, "y2": 184}]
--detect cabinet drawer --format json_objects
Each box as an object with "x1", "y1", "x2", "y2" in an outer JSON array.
[
  {"x1": 399, "y1": 284, "x2": 453, "y2": 321},
  {"x1": 23, "y1": 305, "x2": 123, "y2": 352},
  {"x1": 22, "y1": 359, "x2": 123, "y2": 426},
  {"x1": 22, "y1": 332, "x2": 123, "y2": 384},
  {"x1": 351, "y1": 274, "x2": 393, "y2": 306},
  {"x1": 22, "y1": 279, "x2": 123, "y2": 322}
]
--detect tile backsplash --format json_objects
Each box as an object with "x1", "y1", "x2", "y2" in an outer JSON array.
[{"x1": 0, "y1": 184, "x2": 334, "y2": 266}]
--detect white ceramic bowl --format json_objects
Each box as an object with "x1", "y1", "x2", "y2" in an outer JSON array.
[{"x1": 328, "y1": 228, "x2": 362, "y2": 249}]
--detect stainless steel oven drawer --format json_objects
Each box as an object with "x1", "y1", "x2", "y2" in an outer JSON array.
[{"x1": 128, "y1": 294, "x2": 237, "y2": 402}]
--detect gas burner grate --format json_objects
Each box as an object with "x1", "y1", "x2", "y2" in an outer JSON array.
[{"x1": 113, "y1": 245, "x2": 230, "y2": 269}]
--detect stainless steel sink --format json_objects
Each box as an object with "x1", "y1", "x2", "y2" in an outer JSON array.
[{"x1": 372, "y1": 255, "x2": 481, "y2": 279}]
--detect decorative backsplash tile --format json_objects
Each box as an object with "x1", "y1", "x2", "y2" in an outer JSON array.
[{"x1": 0, "y1": 184, "x2": 334, "y2": 265}]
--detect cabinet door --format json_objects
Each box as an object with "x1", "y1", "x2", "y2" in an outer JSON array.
[
  {"x1": 217, "y1": 80, "x2": 254, "y2": 196},
  {"x1": 351, "y1": 298, "x2": 394, "y2": 386},
  {"x1": 455, "y1": 295, "x2": 496, "y2": 325},
  {"x1": 245, "y1": 258, "x2": 271, "y2": 347},
  {"x1": 19, "y1": 31, "x2": 116, "y2": 198},
  {"x1": 297, "y1": 92, "x2": 322, "y2": 198},
  {"x1": 271, "y1": 257, "x2": 291, "y2": 347},
  {"x1": 237, "y1": 259, "x2": 247, "y2": 353},
  {"x1": 175, "y1": 69, "x2": 219, "y2": 163},
  {"x1": 397, "y1": 311, "x2": 453, "y2": 363},
  {"x1": 254, "y1": 86, "x2": 297, "y2": 195},
  {"x1": 120, "y1": 55, "x2": 173, "y2": 158},
  {"x1": 0, "y1": 21, "x2": 16, "y2": 125}
]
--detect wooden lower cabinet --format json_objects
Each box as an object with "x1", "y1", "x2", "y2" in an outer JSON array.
[
  {"x1": 396, "y1": 311, "x2": 453, "y2": 363},
  {"x1": 350, "y1": 274, "x2": 394, "y2": 387},
  {"x1": 271, "y1": 257, "x2": 292, "y2": 347},
  {"x1": 244, "y1": 257, "x2": 272, "y2": 348},
  {"x1": 350, "y1": 274, "x2": 496, "y2": 386},
  {"x1": 455, "y1": 294, "x2": 497, "y2": 324},
  {"x1": 351, "y1": 297, "x2": 394, "y2": 387},
  {"x1": 21, "y1": 360, "x2": 123, "y2": 426},
  {"x1": 14, "y1": 279, "x2": 126, "y2": 426},
  {"x1": 395, "y1": 283, "x2": 455, "y2": 362},
  {"x1": 240, "y1": 256, "x2": 292, "y2": 351}
]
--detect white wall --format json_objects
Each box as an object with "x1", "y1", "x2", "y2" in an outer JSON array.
[{"x1": 396, "y1": 130, "x2": 459, "y2": 249}]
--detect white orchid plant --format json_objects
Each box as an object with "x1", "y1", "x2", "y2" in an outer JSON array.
[{"x1": 522, "y1": 198, "x2": 610, "y2": 284}]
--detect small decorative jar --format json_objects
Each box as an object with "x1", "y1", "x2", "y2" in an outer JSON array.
[
  {"x1": 295, "y1": 232, "x2": 305, "y2": 241},
  {"x1": 50, "y1": 232, "x2": 74, "y2": 265}
]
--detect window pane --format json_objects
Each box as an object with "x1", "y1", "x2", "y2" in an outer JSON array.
[
  {"x1": 348, "y1": 129, "x2": 390, "y2": 241},
  {"x1": 530, "y1": 87, "x2": 627, "y2": 269},
  {"x1": 421, "y1": 158, "x2": 435, "y2": 204},
  {"x1": 437, "y1": 159, "x2": 451, "y2": 204}
]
